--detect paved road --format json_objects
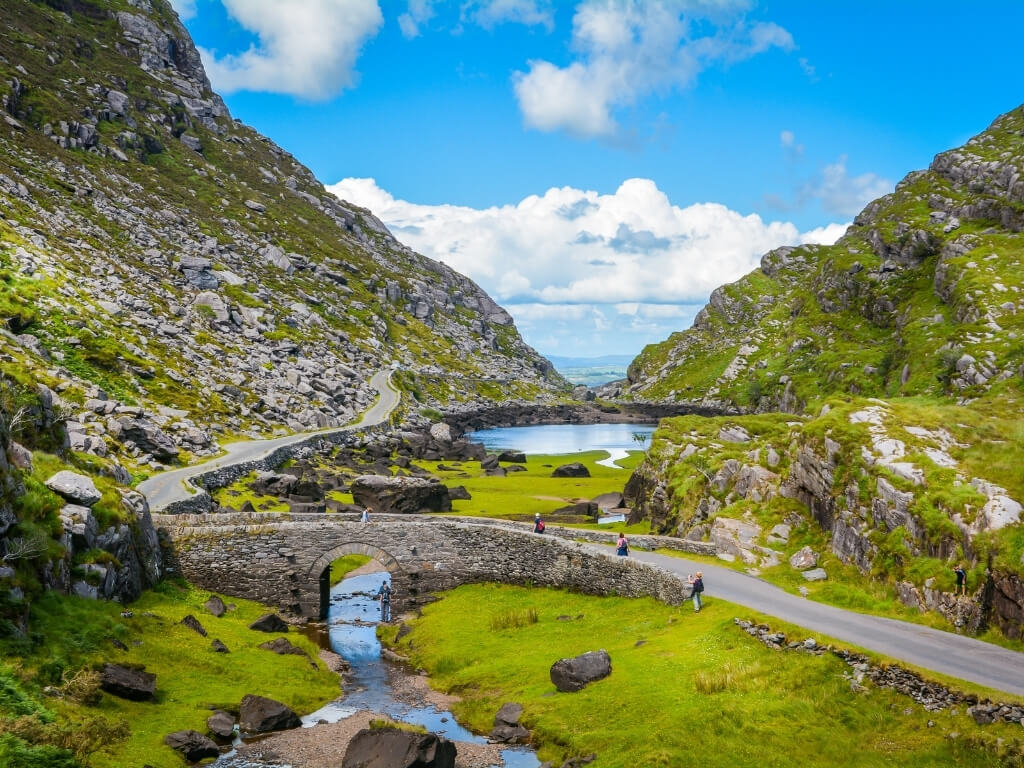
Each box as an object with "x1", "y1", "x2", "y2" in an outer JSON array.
[
  {"x1": 138, "y1": 369, "x2": 399, "y2": 511},
  {"x1": 624, "y1": 548, "x2": 1024, "y2": 696}
]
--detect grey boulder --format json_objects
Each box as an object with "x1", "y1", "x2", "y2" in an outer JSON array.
[
  {"x1": 490, "y1": 702, "x2": 529, "y2": 744},
  {"x1": 164, "y1": 730, "x2": 220, "y2": 762},
  {"x1": 550, "y1": 650, "x2": 611, "y2": 692},
  {"x1": 239, "y1": 694, "x2": 302, "y2": 733},
  {"x1": 552, "y1": 463, "x2": 590, "y2": 478},
  {"x1": 249, "y1": 613, "x2": 289, "y2": 633},
  {"x1": 350, "y1": 475, "x2": 452, "y2": 514},
  {"x1": 207, "y1": 709, "x2": 237, "y2": 740},
  {"x1": 99, "y1": 663, "x2": 156, "y2": 701},
  {"x1": 45, "y1": 471, "x2": 102, "y2": 506}
]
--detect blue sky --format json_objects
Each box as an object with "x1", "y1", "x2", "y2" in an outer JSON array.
[{"x1": 172, "y1": 0, "x2": 1024, "y2": 358}]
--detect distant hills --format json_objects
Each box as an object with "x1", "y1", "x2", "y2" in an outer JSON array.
[{"x1": 546, "y1": 354, "x2": 634, "y2": 386}]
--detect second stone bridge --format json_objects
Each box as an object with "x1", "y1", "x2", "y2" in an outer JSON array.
[{"x1": 154, "y1": 512, "x2": 692, "y2": 618}]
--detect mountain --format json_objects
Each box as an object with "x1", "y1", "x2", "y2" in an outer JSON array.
[
  {"x1": 0, "y1": 0, "x2": 565, "y2": 472},
  {"x1": 621, "y1": 105, "x2": 1024, "y2": 638}
]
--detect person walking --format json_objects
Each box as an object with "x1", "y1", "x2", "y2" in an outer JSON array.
[
  {"x1": 688, "y1": 572, "x2": 704, "y2": 612},
  {"x1": 954, "y1": 563, "x2": 967, "y2": 597},
  {"x1": 616, "y1": 532, "x2": 629, "y2": 557},
  {"x1": 534, "y1": 513, "x2": 546, "y2": 533},
  {"x1": 361, "y1": 506, "x2": 371, "y2": 524},
  {"x1": 377, "y1": 580, "x2": 392, "y2": 622}
]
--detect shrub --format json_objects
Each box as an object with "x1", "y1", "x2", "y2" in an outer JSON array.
[
  {"x1": 0, "y1": 733, "x2": 79, "y2": 768},
  {"x1": 693, "y1": 665, "x2": 739, "y2": 695}
]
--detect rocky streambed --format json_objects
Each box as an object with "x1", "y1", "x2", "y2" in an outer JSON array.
[{"x1": 215, "y1": 565, "x2": 539, "y2": 768}]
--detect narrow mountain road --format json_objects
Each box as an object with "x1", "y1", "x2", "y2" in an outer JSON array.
[
  {"x1": 625, "y1": 548, "x2": 1024, "y2": 696},
  {"x1": 138, "y1": 369, "x2": 399, "y2": 511}
]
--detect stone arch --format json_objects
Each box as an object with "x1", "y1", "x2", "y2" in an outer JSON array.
[{"x1": 308, "y1": 541, "x2": 405, "y2": 620}]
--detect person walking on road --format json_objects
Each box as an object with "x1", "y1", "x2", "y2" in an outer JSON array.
[
  {"x1": 954, "y1": 563, "x2": 967, "y2": 597},
  {"x1": 377, "y1": 581, "x2": 392, "y2": 622},
  {"x1": 688, "y1": 572, "x2": 704, "y2": 612},
  {"x1": 616, "y1": 532, "x2": 629, "y2": 557},
  {"x1": 534, "y1": 513, "x2": 546, "y2": 533}
]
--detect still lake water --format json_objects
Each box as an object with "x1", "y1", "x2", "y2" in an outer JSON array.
[{"x1": 469, "y1": 422, "x2": 655, "y2": 468}]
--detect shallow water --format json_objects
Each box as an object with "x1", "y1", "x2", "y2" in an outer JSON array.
[
  {"x1": 216, "y1": 571, "x2": 539, "y2": 767},
  {"x1": 470, "y1": 422, "x2": 654, "y2": 468}
]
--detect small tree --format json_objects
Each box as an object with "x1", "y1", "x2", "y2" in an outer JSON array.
[
  {"x1": 2, "y1": 534, "x2": 47, "y2": 564},
  {"x1": 631, "y1": 431, "x2": 649, "y2": 446},
  {"x1": 692, "y1": 455, "x2": 715, "y2": 484}
]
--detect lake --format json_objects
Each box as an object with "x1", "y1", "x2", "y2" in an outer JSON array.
[{"x1": 468, "y1": 422, "x2": 655, "y2": 468}]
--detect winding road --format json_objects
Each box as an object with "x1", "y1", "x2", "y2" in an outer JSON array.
[
  {"x1": 138, "y1": 369, "x2": 400, "y2": 511},
  {"x1": 625, "y1": 548, "x2": 1024, "y2": 696}
]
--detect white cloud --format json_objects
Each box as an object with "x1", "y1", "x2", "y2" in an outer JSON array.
[
  {"x1": 780, "y1": 130, "x2": 794, "y2": 147},
  {"x1": 328, "y1": 176, "x2": 847, "y2": 353},
  {"x1": 513, "y1": 1, "x2": 793, "y2": 138},
  {"x1": 462, "y1": 0, "x2": 555, "y2": 30},
  {"x1": 170, "y1": 0, "x2": 197, "y2": 20},
  {"x1": 198, "y1": 0, "x2": 383, "y2": 100},
  {"x1": 399, "y1": 0, "x2": 437, "y2": 39},
  {"x1": 802, "y1": 155, "x2": 893, "y2": 217}
]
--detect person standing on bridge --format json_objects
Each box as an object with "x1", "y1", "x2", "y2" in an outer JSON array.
[
  {"x1": 361, "y1": 506, "x2": 372, "y2": 525},
  {"x1": 688, "y1": 572, "x2": 704, "y2": 612},
  {"x1": 377, "y1": 581, "x2": 392, "y2": 622}
]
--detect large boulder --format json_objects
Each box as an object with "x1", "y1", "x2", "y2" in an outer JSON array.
[
  {"x1": 99, "y1": 663, "x2": 156, "y2": 701},
  {"x1": 164, "y1": 730, "x2": 220, "y2": 762},
  {"x1": 490, "y1": 702, "x2": 529, "y2": 744},
  {"x1": 552, "y1": 463, "x2": 590, "y2": 478},
  {"x1": 550, "y1": 650, "x2": 612, "y2": 692},
  {"x1": 249, "y1": 613, "x2": 289, "y2": 633},
  {"x1": 497, "y1": 451, "x2": 526, "y2": 463},
  {"x1": 45, "y1": 471, "x2": 102, "y2": 506},
  {"x1": 112, "y1": 417, "x2": 179, "y2": 461},
  {"x1": 239, "y1": 694, "x2": 302, "y2": 733},
  {"x1": 789, "y1": 546, "x2": 819, "y2": 571},
  {"x1": 251, "y1": 471, "x2": 299, "y2": 497},
  {"x1": 342, "y1": 726, "x2": 456, "y2": 768},
  {"x1": 351, "y1": 475, "x2": 452, "y2": 514}
]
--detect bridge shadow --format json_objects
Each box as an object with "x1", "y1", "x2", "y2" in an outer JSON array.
[{"x1": 309, "y1": 541, "x2": 405, "y2": 620}]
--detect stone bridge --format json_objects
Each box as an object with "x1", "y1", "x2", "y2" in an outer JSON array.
[{"x1": 155, "y1": 512, "x2": 692, "y2": 619}]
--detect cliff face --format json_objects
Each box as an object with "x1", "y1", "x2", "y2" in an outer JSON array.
[
  {"x1": 623, "y1": 106, "x2": 1024, "y2": 637},
  {"x1": 0, "y1": 0, "x2": 565, "y2": 472}
]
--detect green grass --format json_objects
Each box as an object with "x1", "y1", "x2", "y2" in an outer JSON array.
[
  {"x1": 383, "y1": 584, "x2": 1023, "y2": 768},
  {"x1": 0, "y1": 581, "x2": 340, "y2": 768},
  {"x1": 415, "y1": 450, "x2": 645, "y2": 522}
]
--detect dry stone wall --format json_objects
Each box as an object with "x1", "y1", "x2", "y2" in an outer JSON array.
[{"x1": 156, "y1": 513, "x2": 691, "y2": 618}]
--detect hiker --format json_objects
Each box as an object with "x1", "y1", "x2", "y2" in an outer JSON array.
[
  {"x1": 361, "y1": 505, "x2": 372, "y2": 524},
  {"x1": 616, "y1": 532, "x2": 629, "y2": 557},
  {"x1": 688, "y1": 572, "x2": 704, "y2": 612},
  {"x1": 377, "y1": 581, "x2": 392, "y2": 622},
  {"x1": 954, "y1": 563, "x2": 967, "y2": 597},
  {"x1": 534, "y1": 513, "x2": 546, "y2": 533}
]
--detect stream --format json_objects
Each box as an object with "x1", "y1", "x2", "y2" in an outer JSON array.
[{"x1": 216, "y1": 570, "x2": 540, "y2": 767}]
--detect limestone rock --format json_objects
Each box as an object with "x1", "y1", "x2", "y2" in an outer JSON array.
[
  {"x1": 204, "y1": 595, "x2": 227, "y2": 617},
  {"x1": 802, "y1": 568, "x2": 828, "y2": 582},
  {"x1": 207, "y1": 709, "x2": 236, "y2": 740},
  {"x1": 45, "y1": 471, "x2": 101, "y2": 506},
  {"x1": 490, "y1": 702, "x2": 529, "y2": 744},
  {"x1": 710, "y1": 517, "x2": 761, "y2": 564},
  {"x1": 789, "y1": 546, "x2": 819, "y2": 571},
  {"x1": 550, "y1": 650, "x2": 612, "y2": 692}
]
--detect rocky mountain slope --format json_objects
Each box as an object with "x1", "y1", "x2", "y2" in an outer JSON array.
[
  {"x1": 622, "y1": 105, "x2": 1024, "y2": 637},
  {"x1": 0, "y1": 0, "x2": 564, "y2": 474}
]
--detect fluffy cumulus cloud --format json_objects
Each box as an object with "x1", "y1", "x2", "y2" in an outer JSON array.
[
  {"x1": 198, "y1": 0, "x2": 383, "y2": 100},
  {"x1": 328, "y1": 177, "x2": 846, "y2": 354},
  {"x1": 514, "y1": 0, "x2": 793, "y2": 138},
  {"x1": 802, "y1": 155, "x2": 893, "y2": 217},
  {"x1": 398, "y1": 0, "x2": 436, "y2": 38}
]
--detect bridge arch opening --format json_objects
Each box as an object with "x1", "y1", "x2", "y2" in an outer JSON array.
[{"x1": 308, "y1": 542, "x2": 405, "y2": 620}]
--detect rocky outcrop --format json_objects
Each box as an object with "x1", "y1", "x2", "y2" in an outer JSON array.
[{"x1": 350, "y1": 475, "x2": 452, "y2": 514}]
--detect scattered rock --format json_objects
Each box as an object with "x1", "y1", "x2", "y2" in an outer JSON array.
[
  {"x1": 99, "y1": 663, "x2": 156, "y2": 701},
  {"x1": 490, "y1": 702, "x2": 529, "y2": 744},
  {"x1": 802, "y1": 568, "x2": 828, "y2": 582},
  {"x1": 249, "y1": 613, "x2": 289, "y2": 633},
  {"x1": 259, "y1": 637, "x2": 315, "y2": 666},
  {"x1": 497, "y1": 451, "x2": 526, "y2": 463},
  {"x1": 180, "y1": 614, "x2": 207, "y2": 636},
  {"x1": 552, "y1": 463, "x2": 590, "y2": 478},
  {"x1": 550, "y1": 650, "x2": 612, "y2": 692},
  {"x1": 204, "y1": 595, "x2": 227, "y2": 617},
  {"x1": 239, "y1": 694, "x2": 302, "y2": 733},
  {"x1": 211, "y1": 639, "x2": 230, "y2": 653},
  {"x1": 788, "y1": 546, "x2": 819, "y2": 571},
  {"x1": 207, "y1": 710, "x2": 236, "y2": 740},
  {"x1": 163, "y1": 730, "x2": 220, "y2": 762},
  {"x1": 351, "y1": 474, "x2": 452, "y2": 514}
]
